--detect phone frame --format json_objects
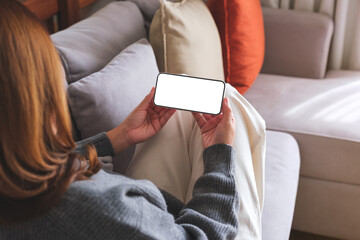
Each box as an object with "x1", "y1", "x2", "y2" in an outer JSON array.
[{"x1": 153, "y1": 73, "x2": 226, "y2": 115}]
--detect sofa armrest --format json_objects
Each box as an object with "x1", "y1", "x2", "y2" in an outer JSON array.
[{"x1": 261, "y1": 7, "x2": 333, "y2": 79}]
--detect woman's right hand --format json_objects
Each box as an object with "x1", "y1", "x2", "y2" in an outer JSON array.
[
  {"x1": 192, "y1": 98, "x2": 235, "y2": 149},
  {"x1": 107, "y1": 87, "x2": 176, "y2": 154}
]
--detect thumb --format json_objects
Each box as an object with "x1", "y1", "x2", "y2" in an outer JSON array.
[
  {"x1": 222, "y1": 98, "x2": 232, "y2": 115},
  {"x1": 147, "y1": 87, "x2": 155, "y2": 101},
  {"x1": 139, "y1": 87, "x2": 155, "y2": 110},
  {"x1": 222, "y1": 98, "x2": 235, "y2": 125}
]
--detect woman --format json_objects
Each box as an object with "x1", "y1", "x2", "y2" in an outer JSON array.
[{"x1": 0, "y1": 1, "x2": 240, "y2": 239}]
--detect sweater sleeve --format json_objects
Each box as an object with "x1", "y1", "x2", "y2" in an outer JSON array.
[
  {"x1": 160, "y1": 189, "x2": 185, "y2": 219},
  {"x1": 74, "y1": 132, "x2": 115, "y2": 157},
  {"x1": 55, "y1": 144, "x2": 239, "y2": 240},
  {"x1": 175, "y1": 144, "x2": 239, "y2": 239}
]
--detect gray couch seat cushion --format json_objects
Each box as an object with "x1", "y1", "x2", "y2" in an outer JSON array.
[
  {"x1": 51, "y1": 1, "x2": 146, "y2": 84},
  {"x1": 262, "y1": 130, "x2": 300, "y2": 240},
  {"x1": 67, "y1": 38, "x2": 158, "y2": 172},
  {"x1": 245, "y1": 70, "x2": 360, "y2": 185}
]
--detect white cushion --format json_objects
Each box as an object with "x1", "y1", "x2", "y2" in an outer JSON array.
[
  {"x1": 244, "y1": 70, "x2": 360, "y2": 185},
  {"x1": 149, "y1": 0, "x2": 224, "y2": 80}
]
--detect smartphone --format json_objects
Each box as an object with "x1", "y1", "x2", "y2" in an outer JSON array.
[{"x1": 154, "y1": 73, "x2": 226, "y2": 115}]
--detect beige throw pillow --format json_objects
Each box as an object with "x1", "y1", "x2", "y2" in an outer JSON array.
[{"x1": 150, "y1": 0, "x2": 225, "y2": 80}]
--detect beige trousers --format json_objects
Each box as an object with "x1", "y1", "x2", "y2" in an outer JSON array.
[{"x1": 125, "y1": 84, "x2": 266, "y2": 239}]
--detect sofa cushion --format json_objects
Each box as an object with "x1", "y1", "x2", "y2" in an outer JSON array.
[
  {"x1": 260, "y1": 8, "x2": 333, "y2": 79},
  {"x1": 150, "y1": 0, "x2": 224, "y2": 80},
  {"x1": 244, "y1": 70, "x2": 360, "y2": 185},
  {"x1": 67, "y1": 38, "x2": 158, "y2": 172},
  {"x1": 207, "y1": 0, "x2": 265, "y2": 94},
  {"x1": 127, "y1": 0, "x2": 160, "y2": 32},
  {"x1": 293, "y1": 176, "x2": 360, "y2": 239},
  {"x1": 262, "y1": 130, "x2": 300, "y2": 240},
  {"x1": 51, "y1": 1, "x2": 146, "y2": 84}
]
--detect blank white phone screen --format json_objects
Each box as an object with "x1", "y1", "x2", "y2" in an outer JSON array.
[{"x1": 154, "y1": 73, "x2": 225, "y2": 115}]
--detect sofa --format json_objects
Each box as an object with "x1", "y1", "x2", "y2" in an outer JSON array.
[
  {"x1": 245, "y1": 7, "x2": 360, "y2": 239},
  {"x1": 51, "y1": 1, "x2": 301, "y2": 239}
]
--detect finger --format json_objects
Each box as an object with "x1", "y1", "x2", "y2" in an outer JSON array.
[
  {"x1": 139, "y1": 87, "x2": 155, "y2": 110},
  {"x1": 201, "y1": 114, "x2": 223, "y2": 132},
  {"x1": 192, "y1": 112, "x2": 206, "y2": 128},
  {"x1": 222, "y1": 98, "x2": 232, "y2": 115},
  {"x1": 154, "y1": 106, "x2": 168, "y2": 114},
  {"x1": 147, "y1": 106, "x2": 157, "y2": 116},
  {"x1": 146, "y1": 87, "x2": 156, "y2": 102},
  {"x1": 158, "y1": 108, "x2": 172, "y2": 118},
  {"x1": 203, "y1": 114, "x2": 213, "y2": 121},
  {"x1": 222, "y1": 98, "x2": 235, "y2": 125},
  {"x1": 149, "y1": 98, "x2": 156, "y2": 108},
  {"x1": 159, "y1": 109, "x2": 176, "y2": 126}
]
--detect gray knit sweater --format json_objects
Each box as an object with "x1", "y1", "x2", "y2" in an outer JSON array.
[{"x1": 0, "y1": 133, "x2": 239, "y2": 240}]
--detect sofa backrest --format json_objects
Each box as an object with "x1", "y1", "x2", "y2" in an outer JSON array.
[
  {"x1": 51, "y1": 1, "x2": 146, "y2": 84},
  {"x1": 81, "y1": 0, "x2": 161, "y2": 33},
  {"x1": 260, "y1": 7, "x2": 333, "y2": 79},
  {"x1": 51, "y1": 1, "x2": 148, "y2": 142}
]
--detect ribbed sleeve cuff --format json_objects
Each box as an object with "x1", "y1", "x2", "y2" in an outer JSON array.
[
  {"x1": 74, "y1": 132, "x2": 115, "y2": 157},
  {"x1": 203, "y1": 144, "x2": 235, "y2": 174}
]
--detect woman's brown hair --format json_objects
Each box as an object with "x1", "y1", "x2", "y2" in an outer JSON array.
[{"x1": 0, "y1": 0, "x2": 101, "y2": 224}]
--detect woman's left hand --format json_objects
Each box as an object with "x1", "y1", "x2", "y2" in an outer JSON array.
[{"x1": 107, "y1": 87, "x2": 176, "y2": 154}]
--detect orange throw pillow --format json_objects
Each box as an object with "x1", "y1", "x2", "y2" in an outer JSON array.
[{"x1": 207, "y1": 0, "x2": 265, "y2": 94}]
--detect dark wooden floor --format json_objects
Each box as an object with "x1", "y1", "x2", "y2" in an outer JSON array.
[{"x1": 290, "y1": 230, "x2": 342, "y2": 240}]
